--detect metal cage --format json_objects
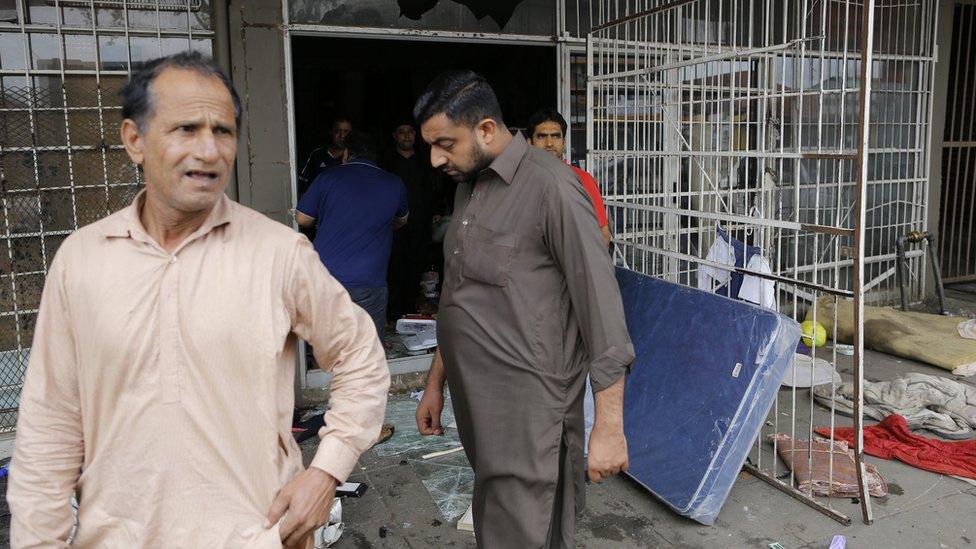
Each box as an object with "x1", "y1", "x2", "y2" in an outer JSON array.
[
  {"x1": 0, "y1": 0, "x2": 215, "y2": 433},
  {"x1": 587, "y1": 0, "x2": 937, "y2": 525}
]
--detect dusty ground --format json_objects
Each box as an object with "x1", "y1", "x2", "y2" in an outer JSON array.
[
  {"x1": 2, "y1": 287, "x2": 974, "y2": 548},
  {"x1": 320, "y1": 351, "x2": 976, "y2": 548}
]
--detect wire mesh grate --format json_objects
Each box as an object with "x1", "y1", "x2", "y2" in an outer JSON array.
[{"x1": 0, "y1": 1, "x2": 215, "y2": 433}]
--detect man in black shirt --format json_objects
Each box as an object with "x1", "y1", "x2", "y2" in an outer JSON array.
[
  {"x1": 297, "y1": 115, "x2": 352, "y2": 197},
  {"x1": 382, "y1": 121, "x2": 435, "y2": 320}
]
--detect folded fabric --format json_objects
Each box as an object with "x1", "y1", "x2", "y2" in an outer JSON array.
[
  {"x1": 816, "y1": 414, "x2": 976, "y2": 480},
  {"x1": 959, "y1": 319, "x2": 976, "y2": 341},
  {"x1": 769, "y1": 434, "x2": 887, "y2": 497},
  {"x1": 812, "y1": 372, "x2": 976, "y2": 439}
]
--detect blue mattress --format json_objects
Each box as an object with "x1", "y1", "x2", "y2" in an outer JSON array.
[{"x1": 616, "y1": 267, "x2": 800, "y2": 525}]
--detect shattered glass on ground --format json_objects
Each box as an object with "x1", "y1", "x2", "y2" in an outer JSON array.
[
  {"x1": 410, "y1": 458, "x2": 474, "y2": 522},
  {"x1": 377, "y1": 395, "x2": 473, "y2": 521}
]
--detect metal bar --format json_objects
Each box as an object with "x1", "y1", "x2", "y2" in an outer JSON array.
[
  {"x1": 0, "y1": 23, "x2": 214, "y2": 37},
  {"x1": 0, "y1": 106, "x2": 122, "y2": 111},
  {"x1": 852, "y1": 0, "x2": 876, "y2": 526},
  {"x1": 590, "y1": 36, "x2": 822, "y2": 81},
  {"x1": 583, "y1": 37, "x2": 936, "y2": 63},
  {"x1": 286, "y1": 24, "x2": 556, "y2": 45},
  {"x1": 0, "y1": 69, "x2": 132, "y2": 75},
  {"x1": 744, "y1": 465, "x2": 853, "y2": 525},
  {"x1": 944, "y1": 274, "x2": 976, "y2": 284},
  {"x1": 801, "y1": 153, "x2": 857, "y2": 160},
  {"x1": 915, "y1": 0, "x2": 939, "y2": 299},
  {"x1": 589, "y1": 148, "x2": 911, "y2": 158},
  {"x1": 280, "y1": 0, "x2": 307, "y2": 391},
  {"x1": 785, "y1": 249, "x2": 924, "y2": 276},
  {"x1": 49, "y1": 1, "x2": 204, "y2": 11},
  {"x1": 615, "y1": 239, "x2": 855, "y2": 297},
  {"x1": 591, "y1": 0, "x2": 697, "y2": 32},
  {"x1": 799, "y1": 224, "x2": 855, "y2": 237},
  {"x1": 604, "y1": 198, "x2": 855, "y2": 235}
]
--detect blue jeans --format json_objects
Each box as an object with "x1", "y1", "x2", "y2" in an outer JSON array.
[{"x1": 347, "y1": 286, "x2": 388, "y2": 339}]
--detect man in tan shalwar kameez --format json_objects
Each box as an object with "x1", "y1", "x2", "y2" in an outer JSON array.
[
  {"x1": 6, "y1": 53, "x2": 389, "y2": 549},
  {"x1": 413, "y1": 71, "x2": 635, "y2": 548}
]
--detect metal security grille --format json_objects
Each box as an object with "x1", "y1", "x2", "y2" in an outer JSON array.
[
  {"x1": 0, "y1": 0, "x2": 214, "y2": 433},
  {"x1": 587, "y1": 0, "x2": 937, "y2": 525},
  {"x1": 939, "y1": 3, "x2": 976, "y2": 283}
]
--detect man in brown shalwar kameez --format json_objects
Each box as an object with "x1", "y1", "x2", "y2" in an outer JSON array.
[{"x1": 413, "y1": 71, "x2": 636, "y2": 548}]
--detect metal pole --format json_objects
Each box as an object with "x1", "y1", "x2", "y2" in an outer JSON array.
[
  {"x1": 852, "y1": 0, "x2": 877, "y2": 526},
  {"x1": 280, "y1": 0, "x2": 308, "y2": 392}
]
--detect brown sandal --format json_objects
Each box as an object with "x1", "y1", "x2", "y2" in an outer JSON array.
[{"x1": 375, "y1": 423, "x2": 395, "y2": 445}]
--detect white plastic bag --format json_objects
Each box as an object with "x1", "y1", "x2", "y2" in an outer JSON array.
[{"x1": 314, "y1": 498, "x2": 343, "y2": 548}]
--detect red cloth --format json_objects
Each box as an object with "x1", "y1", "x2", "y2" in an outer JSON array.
[
  {"x1": 568, "y1": 165, "x2": 609, "y2": 227},
  {"x1": 815, "y1": 414, "x2": 976, "y2": 480}
]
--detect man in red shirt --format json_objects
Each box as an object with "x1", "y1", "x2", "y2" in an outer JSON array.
[{"x1": 527, "y1": 108, "x2": 611, "y2": 249}]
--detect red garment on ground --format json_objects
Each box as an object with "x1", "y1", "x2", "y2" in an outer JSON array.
[
  {"x1": 815, "y1": 414, "x2": 976, "y2": 480},
  {"x1": 568, "y1": 164, "x2": 609, "y2": 227}
]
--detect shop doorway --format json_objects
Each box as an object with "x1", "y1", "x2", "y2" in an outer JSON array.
[{"x1": 289, "y1": 36, "x2": 556, "y2": 351}]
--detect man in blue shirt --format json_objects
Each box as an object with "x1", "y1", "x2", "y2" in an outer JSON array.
[{"x1": 296, "y1": 131, "x2": 409, "y2": 338}]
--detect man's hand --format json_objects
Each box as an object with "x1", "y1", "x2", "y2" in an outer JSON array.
[
  {"x1": 588, "y1": 376, "x2": 628, "y2": 483},
  {"x1": 267, "y1": 467, "x2": 338, "y2": 547},
  {"x1": 416, "y1": 388, "x2": 445, "y2": 435},
  {"x1": 587, "y1": 423, "x2": 629, "y2": 483}
]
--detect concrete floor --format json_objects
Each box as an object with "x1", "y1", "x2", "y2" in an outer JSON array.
[
  {"x1": 317, "y1": 346, "x2": 976, "y2": 549},
  {"x1": 2, "y1": 290, "x2": 974, "y2": 548}
]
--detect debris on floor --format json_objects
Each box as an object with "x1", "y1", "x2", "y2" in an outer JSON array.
[
  {"x1": 422, "y1": 445, "x2": 464, "y2": 459},
  {"x1": 810, "y1": 297, "x2": 976, "y2": 376},
  {"x1": 376, "y1": 423, "x2": 395, "y2": 446},
  {"x1": 958, "y1": 319, "x2": 976, "y2": 340},
  {"x1": 375, "y1": 396, "x2": 462, "y2": 458},
  {"x1": 378, "y1": 396, "x2": 474, "y2": 521},
  {"x1": 293, "y1": 412, "x2": 326, "y2": 444},
  {"x1": 816, "y1": 414, "x2": 976, "y2": 481},
  {"x1": 457, "y1": 503, "x2": 474, "y2": 532},
  {"x1": 782, "y1": 353, "x2": 842, "y2": 388},
  {"x1": 312, "y1": 498, "x2": 343, "y2": 548},
  {"x1": 768, "y1": 434, "x2": 888, "y2": 497},
  {"x1": 812, "y1": 373, "x2": 976, "y2": 439}
]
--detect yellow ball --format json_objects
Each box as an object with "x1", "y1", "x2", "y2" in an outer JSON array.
[{"x1": 801, "y1": 320, "x2": 827, "y2": 348}]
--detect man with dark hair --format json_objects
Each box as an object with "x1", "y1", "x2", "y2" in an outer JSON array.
[
  {"x1": 381, "y1": 121, "x2": 436, "y2": 320},
  {"x1": 296, "y1": 131, "x2": 409, "y2": 337},
  {"x1": 297, "y1": 115, "x2": 352, "y2": 196},
  {"x1": 413, "y1": 70, "x2": 635, "y2": 548},
  {"x1": 527, "y1": 108, "x2": 611, "y2": 249},
  {"x1": 7, "y1": 52, "x2": 390, "y2": 548}
]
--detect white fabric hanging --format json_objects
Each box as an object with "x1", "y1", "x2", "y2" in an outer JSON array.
[
  {"x1": 739, "y1": 254, "x2": 775, "y2": 309},
  {"x1": 697, "y1": 228, "x2": 736, "y2": 292}
]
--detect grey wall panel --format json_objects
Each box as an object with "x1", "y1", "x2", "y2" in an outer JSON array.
[{"x1": 229, "y1": 0, "x2": 293, "y2": 225}]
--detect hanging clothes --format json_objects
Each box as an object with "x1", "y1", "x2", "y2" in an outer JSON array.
[
  {"x1": 697, "y1": 227, "x2": 735, "y2": 292},
  {"x1": 740, "y1": 254, "x2": 775, "y2": 308},
  {"x1": 697, "y1": 224, "x2": 775, "y2": 308}
]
